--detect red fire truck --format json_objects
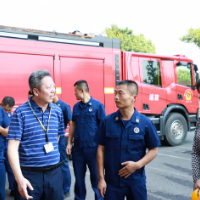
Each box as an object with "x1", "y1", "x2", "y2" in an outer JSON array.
[{"x1": 0, "y1": 25, "x2": 199, "y2": 146}]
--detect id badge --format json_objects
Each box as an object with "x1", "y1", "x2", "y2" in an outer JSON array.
[{"x1": 44, "y1": 142, "x2": 54, "y2": 154}]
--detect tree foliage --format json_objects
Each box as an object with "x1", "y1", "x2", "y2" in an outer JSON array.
[
  {"x1": 105, "y1": 25, "x2": 156, "y2": 54},
  {"x1": 180, "y1": 28, "x2": 200, "y2": 48},
  {"x1": 177, "y1": 69, "x2": 191, "y2": 86}
]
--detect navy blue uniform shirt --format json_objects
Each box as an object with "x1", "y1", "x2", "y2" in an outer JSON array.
[
  {"x1": 94, "y1": 108, "x2": 161, "y2": 186},
  {"x1": 56, "y1": 99, "x2": 72, "y2": 129},
  {"x1": 0, "y1": 107, "x2": 10, "y2": 161},
  {"x1": 72, "y1": 97, "x2": 106, "y2": 148}
]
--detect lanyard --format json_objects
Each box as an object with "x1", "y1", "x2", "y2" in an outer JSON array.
[{"x1": 28, "y1": 100, "x2": 51, "y2": 142}]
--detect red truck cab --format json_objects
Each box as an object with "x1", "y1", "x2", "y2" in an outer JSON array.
[{"x1": 122, "y1": 52, "x2": 199, "y2": 145}]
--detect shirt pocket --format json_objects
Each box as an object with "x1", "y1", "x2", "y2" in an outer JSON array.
[
  {"x1": 105, "y1": 132, "x2": 120, "y2": 149},
  {"x1": 128, "y1": 134, "x2": 145, "y2": 152},
  {"x1": 72, "y1": 112, "x2": 80, "y2": 122},
  {"x1": 86, "y1": 112, "x2": 96, "y2": 123}
]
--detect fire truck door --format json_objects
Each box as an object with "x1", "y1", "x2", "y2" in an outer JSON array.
[
  {"x1": 175, "y1": 61, "x2": 198, "y2": 113},
  {"x1": 139, "y1": 57, "x2": 166, "y2": 115}
]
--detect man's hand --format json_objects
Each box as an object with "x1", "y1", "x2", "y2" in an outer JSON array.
[
  {"x1": 195, "y1": 179, "x2": 200, "y2": 189},
  {"x1": 17, "y1": 176, "x2": 34, "y2": 199},
  {"x1": 66, "y1": 143, "x2": 72, "y2": 155},
  {"x1": 118, "y1": 161, "x2": 140, "y2": 178},
  {"x1": 97, "y1": 179, "x2": 107, "y2": 198}
]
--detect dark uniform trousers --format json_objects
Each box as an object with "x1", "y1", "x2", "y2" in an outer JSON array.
[
  {"x1": 104, "y1": 183, "x2": 147, "y2": 200},
  {"x1": 59, "y1": 135, "x2": 71, "y2": 193},
  {"x1": 15, "y1": 167, "x2": 63, "y2": 200},
  {"x1": 72, "y1": 146, "x2": 102, "y2": 200},
  {"x1": 0, "y1": 158, "x2": 6, "y2": 200}
]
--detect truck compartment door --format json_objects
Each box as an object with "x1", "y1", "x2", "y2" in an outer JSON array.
[
  {"x1": 0, "y1": 52, "x2": 54, "y2": 106},
  {"x1": 60, "y1": 57, "x2": 104, "y2": 110}
]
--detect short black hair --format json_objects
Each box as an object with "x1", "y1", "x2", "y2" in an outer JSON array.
[
  {"x1": 28, "y1": 91, "x2": 33, "y2": 95},
  {"x1": 29, "y1": 70, "x2": 51, "y2": 94},
  {"x1": 2, "y1": 96, "x2": 15, "y2": 107},
  {"x1": 196, "y1": 79, "x2": 200, "y2": 91},
  {"x1": 117, "y1": 80, "x2": 138, "y2": 95},
  {"x1": 74, "y1": 80, "x2": 89, "y2": 93}
]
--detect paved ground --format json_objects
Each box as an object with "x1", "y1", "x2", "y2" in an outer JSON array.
[{"x1": 5, "y1": 131, "x2": 195, "y2": 200}]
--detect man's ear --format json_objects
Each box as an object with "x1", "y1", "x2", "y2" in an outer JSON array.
[
  {"x1": 33, "y1": 88, "x2": 39, "y2": 96},
  {"x1": 133, "y1": 95, "x2": 137, "y2": 103}
]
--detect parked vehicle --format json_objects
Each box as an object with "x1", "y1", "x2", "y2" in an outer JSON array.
[{"x1": 0, "y1": 25, "x2": 198, "y2": 146}]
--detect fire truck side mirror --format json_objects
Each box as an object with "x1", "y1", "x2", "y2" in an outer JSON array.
[
  {"x1": 194, "y1": 64, "x2": 198, "y2": 72},
  {"x1": 191, "y1": 86, "x2": 196, "y2": 90}
]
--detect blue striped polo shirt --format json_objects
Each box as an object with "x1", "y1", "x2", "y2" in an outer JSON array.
[{"x1": 7, "y1": 97, "x2": 65, "y2": 167}]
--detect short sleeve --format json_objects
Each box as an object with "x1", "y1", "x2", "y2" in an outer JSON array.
[
  {"x1": 97, "y1": 103, "x2": 106, "y2": 125},
  {"x1": 7, "y1": 110, "x2": 23, "y2": 140},
  {"x1": 94, "y1": 119, "x2": 106, "y2": 146},
  {"x1": 58, "y1": 111, "x2": 65, "y2": 136},
  {"x1": 145, "y1": 120, "x2": 161, "y2": 149},
  {"x1": 63, "y1": 104, "x2": 72, "y2": 127}
]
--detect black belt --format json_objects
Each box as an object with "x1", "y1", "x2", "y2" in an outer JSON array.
[{"x1": 20, "y1": 160, "x2": 65, "y2": 174}]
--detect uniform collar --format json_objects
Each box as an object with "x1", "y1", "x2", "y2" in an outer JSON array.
[
  {"x1": 115, "y1": 108, "x2": 140, "y2": 124},
  {"x1": 79, "y1": 97, "x2": 93, "y2": 108},
  {"x1": 29, "y1": 96, "x2": 52, "y2": 110},
  {"x1": 56, "y1": 99, "x2": 62, "y2": 106}
]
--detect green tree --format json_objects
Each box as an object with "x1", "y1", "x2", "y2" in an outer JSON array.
[
  {"x1": 105, "y1": 25, "x2": 156, "y2": 53},
  {"x1": 177, "y1": 69, "x2": 191, "y2": 86},
  {"x1": 180, "y1": 28, "x2": 200, "y2": 48}
]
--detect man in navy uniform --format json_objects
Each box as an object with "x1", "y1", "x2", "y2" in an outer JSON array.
[
  {"x1": 1, "y1": 96, "x2": 15, "y2": 196},
  {"x1": 7, "y1": 70, "x2": 65, "y2": 200},
  {"x1": 95, "y1": 80, "x2": 160, "y2": 200},
  {"x1": 66, "y1": 80, "x2": 106, "y2": 200},
  {"x1": 0, "y1": 105, "x2": 10, "y2": 200},
  {"x1": 53, "y1": 93, "x2": 72, "y2": 199}
]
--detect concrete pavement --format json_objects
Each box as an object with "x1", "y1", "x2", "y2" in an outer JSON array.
[{"x1": 5, "y1": 131, "x2": 195, "y2": 200}]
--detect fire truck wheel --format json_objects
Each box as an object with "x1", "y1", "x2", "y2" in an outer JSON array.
[{"x1": 164, "y1": 113, "x2": 187, "y2": 146}]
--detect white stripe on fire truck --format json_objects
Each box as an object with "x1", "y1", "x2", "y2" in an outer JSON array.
[
  {"x1": 56, "y1": 87, "x2": 62, "y2": 94},
  {"x1": 104, "y1": 87, "x2": 114, "y2": 94}
]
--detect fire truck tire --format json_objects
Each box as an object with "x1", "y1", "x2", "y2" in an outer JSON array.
[{"x1": 164, "y1": 113, "x2": 187, "y2": 146}]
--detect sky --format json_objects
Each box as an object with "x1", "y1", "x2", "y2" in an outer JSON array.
[{"x1": 0, "y1": 0, "x2": 200, "y2": 66}]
